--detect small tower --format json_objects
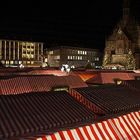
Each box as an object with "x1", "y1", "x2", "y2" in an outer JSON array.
[{"x1": 123, "y1": 0, "x2": 130, "y2": 24}]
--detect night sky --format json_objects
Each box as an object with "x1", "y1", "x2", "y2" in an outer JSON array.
[{"x1": 0, "y1": 0, "x2": 139, "y2": 51}]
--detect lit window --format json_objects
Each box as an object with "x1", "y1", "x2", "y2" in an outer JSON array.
[
  {"x1": 71, "y1": 56, "x2": 73, "y2": 59},
  {"x1": 78, "y1": 56, "x2": 80, "y2": 60},
  {"x1": 78, "y1": 50, "x2": 82, "y2": 54},
  {"x1": 54, "y1": 55, "x2": 60, "y2": 59},
  {"x1": 10, "y1": 61, "x2": 13, "y2": 64},
  {"x1": 68, "y1": 56, "x2": 70, "y2": 59},
  {"x1": 30, "y1": 55, "x2": 34, "y2": 58},
  {"x1": 27, "y1": 61, "x2": 30, "y2": 64},
  {"x1": 6, "y1": 61, "x2": 9, "y2": 64},
  {"x1": 78, "y1": 50, "x2": 80, "y2": 54},
  {"x1": 1, "y1": 61, "x2": 5, "y2": 64},
  {"x1": 31, "y1": 61, "x2": 34, "y2": 64},
  {"x1": 95, "y1": 57, "x2": 99, "y2": 61},
  {"x1": 49, "y1": 51, "x2": 54, "y2": 55},
  {"x1": 31, "y1": 43, "x2": 34, "y2": 46},
  {"x1": 85, "y1": 51, "x2": 87, "y2": 55},
  {"x1": 117, "y1": 80, "x2": 122, "y2": 85}
]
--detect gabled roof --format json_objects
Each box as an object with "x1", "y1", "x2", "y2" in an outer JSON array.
[
  {"x1": 0, "y1": 75, "x2": 87, "y2": 95},
  {"x1": 27, "y1": 111, "x2": 140, "y2": 140},
  {"x1": 72, "y1": 86, "x2": 140, "y2": 115},
  {"x1": 86, "y1": 72, "x2": 139, "y2": 84},
  {"x1": 107, "y1": 26, "x2": 130, "y2": 41},
  {"x1": 121, "y1": 80, "x2": 140, "y2": 91},
  {"x1": 71, "y1": 71, "x2": 97, "y2": 81},
  {"x1": 0, "y1": 91, "x2": 95, "y2": 140}
]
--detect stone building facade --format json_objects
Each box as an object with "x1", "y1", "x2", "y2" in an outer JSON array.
[
  {"x1": 0, "y1": 39, "x2": 43, "y2": 67},
  {"x1": 103, "y1": 0, "x2": 140, "y2": 69}
]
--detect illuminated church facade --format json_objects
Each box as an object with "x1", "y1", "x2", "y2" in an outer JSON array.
[{"x1": 103, "y1": 0, "x2": 140, "y2": 69}]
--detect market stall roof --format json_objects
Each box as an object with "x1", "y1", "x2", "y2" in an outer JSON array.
[
  {"x1": 33, "y1": 111, "x2": 140, "y2": 140},
  {"x1": 0, "y1": 75, "x2": 87, "y2": 95},
  {"x1": 0, "y1": 91, "x2": 95, "y2": 140},
  {"x1": 86, "y1": 72, "x2": 139, "y2": 84},
  {"x1": 71, "y1": 86, "x2": 140, "y2": 115},
  {"x1": 121, "y1": 80, "x2": 140, "y2": 91}
]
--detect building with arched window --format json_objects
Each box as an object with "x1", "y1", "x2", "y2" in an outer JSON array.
[{"x1": 103, "y1": 0, "x2": 140, "y2": 69}]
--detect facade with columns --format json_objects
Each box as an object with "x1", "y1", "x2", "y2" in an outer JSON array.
[
  {"x1": 103, "y1": 0, "x2": 140, "y2": 69},
  {"x1": 0, "y1": 39, "x2": 43, "y2": 67}
]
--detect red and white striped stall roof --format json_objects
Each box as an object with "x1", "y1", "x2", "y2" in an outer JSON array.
[
  {"x1": 35, "y1": 111, "x2": 140, "y2": 140},
  {"x1": 0, "y1": 75, "x2": 87, "y2": 95}
]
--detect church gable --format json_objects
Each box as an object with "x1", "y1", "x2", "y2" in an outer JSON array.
[
  {"x1": 103, "y1": 0, "x2": 140, "y2": 69},
  {"x1": 108, "y1": 27, "x2": 130, "y2": 42},
  {"x1": 115, "y1": 28, "x2": 129, "y2": 41}
]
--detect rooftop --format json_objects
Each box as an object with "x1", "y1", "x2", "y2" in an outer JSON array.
[
  {"x1": 0, "y1": 74, "x2": 87, "y2": 95},
  {"x1": 72, "y1": 86, "x2": 140, "y2": 115},
  {"x1": 0, "y1": 91, "x2": 95, "y2": 140}
]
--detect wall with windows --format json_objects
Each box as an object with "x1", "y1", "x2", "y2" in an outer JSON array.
[
  {"x1": 47, "y1": 46, "x2": 101, "y2": 68},
  {"x1": 0, "y1": 39, "x2": 43, "y2": 67}
]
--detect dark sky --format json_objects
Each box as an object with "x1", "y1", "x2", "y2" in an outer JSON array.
[{"x1": 0, "y1": 0, "x2": 139, "y2": 51}]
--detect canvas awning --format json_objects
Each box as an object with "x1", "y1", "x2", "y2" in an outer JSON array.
[{"x1": 35, "y1": 111, "x2": 140, "y2": 140}]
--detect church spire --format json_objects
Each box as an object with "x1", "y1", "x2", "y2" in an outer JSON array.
[{"x1": 123, "y1": 0, "x2": 130, "y2": 23}]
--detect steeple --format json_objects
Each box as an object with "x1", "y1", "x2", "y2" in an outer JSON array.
[{"x1": 123, "y1": 0, "x2": 130, "y2": 23}]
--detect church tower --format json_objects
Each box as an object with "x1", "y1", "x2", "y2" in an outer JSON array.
[
  {"x1": 123, "y1": 0, "x2": 130, "y2": 25},
  {"x1": 103, "y1": 0, "x2": 140, "y2": 69}
]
